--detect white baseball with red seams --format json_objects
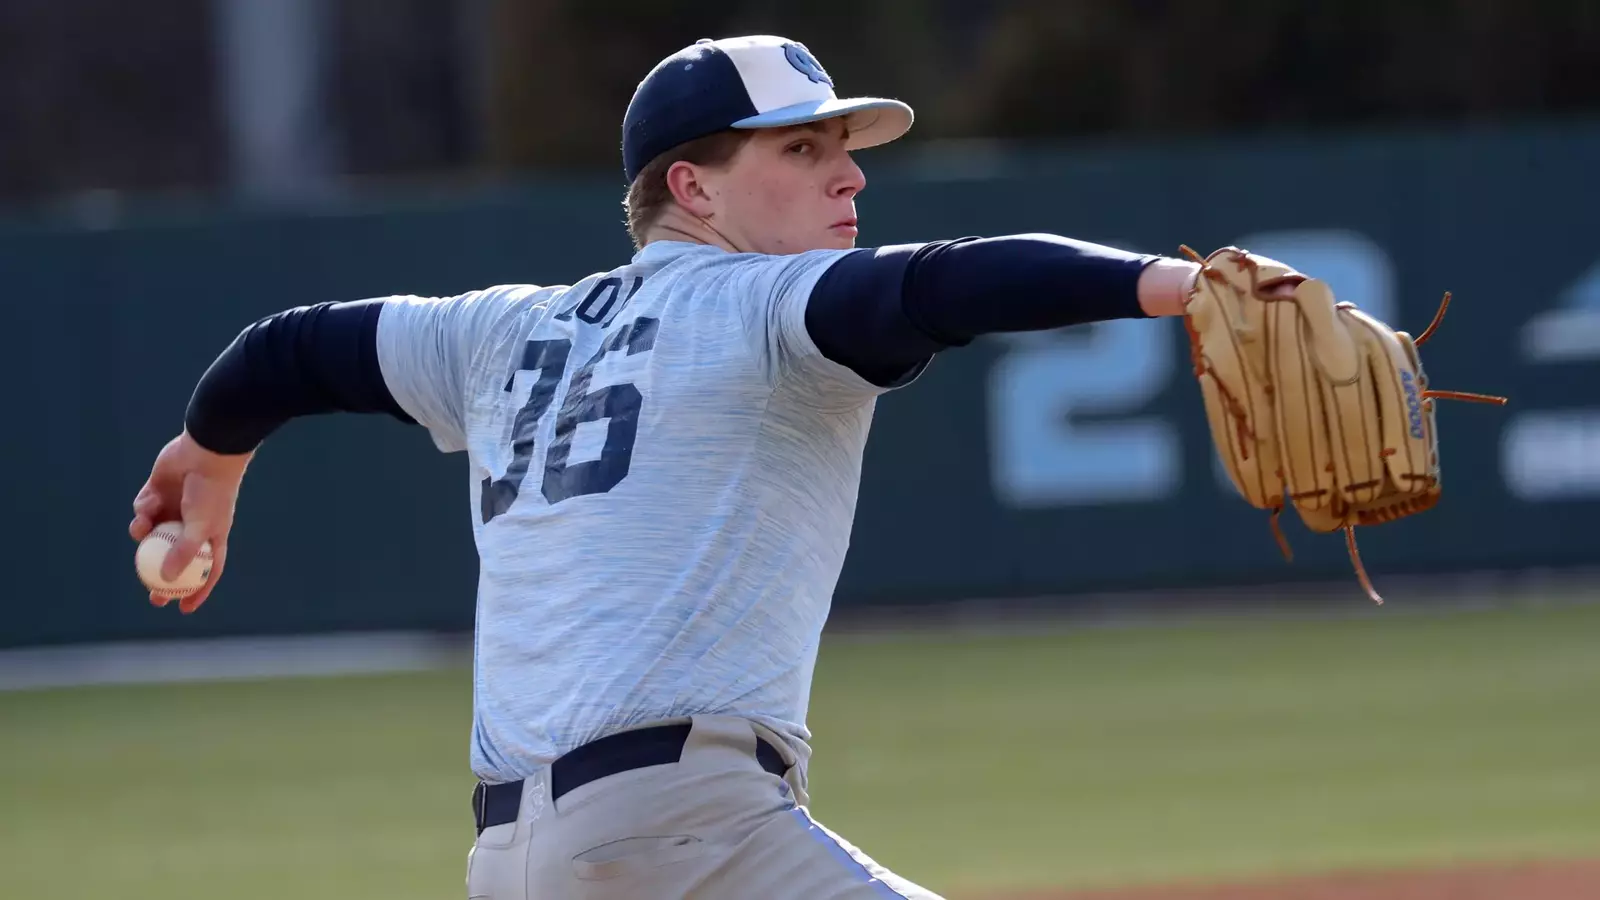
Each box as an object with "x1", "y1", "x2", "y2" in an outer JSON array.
[{"x1": 134, "y1": 521, "x2": 213, "y2": 598}]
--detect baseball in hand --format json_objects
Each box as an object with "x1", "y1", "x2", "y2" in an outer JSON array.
[{"x1": 135, "y1": 521, "x2": 213, "y2": 599}]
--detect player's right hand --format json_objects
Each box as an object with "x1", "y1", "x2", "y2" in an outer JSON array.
[{"x1": 129, "y1": 431, "x2": 254, "y2": 614}]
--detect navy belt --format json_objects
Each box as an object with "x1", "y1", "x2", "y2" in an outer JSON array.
[{"x1": 472, "y1": 722, "x2": 790, "y2": 834}]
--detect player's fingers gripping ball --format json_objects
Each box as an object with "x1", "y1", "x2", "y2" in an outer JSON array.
[
  {"x1": 135, "y1": 521, "x2": 213, "y2": 601},
  {"x1": 1178, "y1": 245, "x2": 1507, "y2": 605}
]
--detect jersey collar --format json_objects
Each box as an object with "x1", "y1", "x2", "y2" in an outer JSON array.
[{"x1": 632, "y1": 240, "x2": 721, "y2": 265}]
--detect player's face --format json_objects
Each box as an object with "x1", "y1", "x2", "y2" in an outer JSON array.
[{"x1": 708, "y1": 119, "x2": 866, "y2": 254}]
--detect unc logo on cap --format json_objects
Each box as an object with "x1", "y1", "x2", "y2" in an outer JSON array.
[{"x1": 783, "y1": 42, "x2": 833, "y2": 87}]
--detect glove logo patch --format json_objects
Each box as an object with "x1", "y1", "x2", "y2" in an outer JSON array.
[{"x1": 1401, "y1": 371, "x2": 1426, "y2": 439}]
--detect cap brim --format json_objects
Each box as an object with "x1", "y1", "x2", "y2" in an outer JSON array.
[{"x1": 731, "y1": 97, "x2": 913, "y2": 151}]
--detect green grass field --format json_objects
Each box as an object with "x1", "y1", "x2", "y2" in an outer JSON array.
[{"x1": 3, "y1": 601, "x2": 1598, "y2": 898}]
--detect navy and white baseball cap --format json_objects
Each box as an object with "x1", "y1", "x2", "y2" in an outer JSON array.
[{"x1": 622, "y1": 35, "x2": 914, "y2": 182}]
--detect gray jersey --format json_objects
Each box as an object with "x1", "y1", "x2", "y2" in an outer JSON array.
[{"x1": 375, "y1": 240, "x2": 921, "y2": 784}]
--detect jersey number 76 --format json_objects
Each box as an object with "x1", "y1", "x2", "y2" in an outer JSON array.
[{"x1": 479, "y1": 315, "x2": 660, "y2": 524}]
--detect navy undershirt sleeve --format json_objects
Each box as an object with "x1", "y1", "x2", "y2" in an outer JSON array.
[
  {"x1": 184, "y1": 299, "x2": 411, "y2": 454},
  {"x1": 806, "y1": 233, "x2": 1160, "y2": 386}
]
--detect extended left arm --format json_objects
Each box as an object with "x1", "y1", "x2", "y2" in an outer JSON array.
[{"x1": 804, "y1": 233, "x2": 1199, "y2": 386}]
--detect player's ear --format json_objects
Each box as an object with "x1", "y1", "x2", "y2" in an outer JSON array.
[{"x1": 664, "y1": 161, "x2": 717, "y2": 218}]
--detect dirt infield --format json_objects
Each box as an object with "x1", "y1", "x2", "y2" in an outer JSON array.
[{"x1": 992, "y1": 859, "x2": 1600, "y2": 900}]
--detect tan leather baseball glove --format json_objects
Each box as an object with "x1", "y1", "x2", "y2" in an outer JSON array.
[{"x1": 1179, "y1": 245, "x2": 1507, "y2": 604}]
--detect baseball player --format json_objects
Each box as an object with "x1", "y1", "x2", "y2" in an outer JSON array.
[{"x1": 127, "y1": 35, "x2": 1274, "y2": 899}]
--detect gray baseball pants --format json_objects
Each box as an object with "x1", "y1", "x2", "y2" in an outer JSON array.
[{"x1": 464, "y1": 715, "x2": 943, "y2": 899}]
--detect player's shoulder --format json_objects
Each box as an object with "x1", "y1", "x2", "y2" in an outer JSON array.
[
  {"x1": 378, "y1": 283, "x2": 575, "y2": 355},
  {"x1": 446, "y1": 282, "x2": 571, "y2": 327},
  {"x1": 663, "y1": 243, "x2": 851, "y2": 272},
  {"x1": 467, "y1": 282, "x2": 569, "y2": 307},
  {"x1": 381, "y1": 282, "x2": 563, "y2": 312},
  {"x1": 635, "y1": 241, "x2": 855, "y2": 296}
]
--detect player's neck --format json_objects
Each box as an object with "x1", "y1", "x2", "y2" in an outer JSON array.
[{"x1": 643, "y1": 206, "x2": 747, "y2": 254}]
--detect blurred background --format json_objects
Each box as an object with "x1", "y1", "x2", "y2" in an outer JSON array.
[{"x1": 2, "y1": 2, "x2": 1598, "y2": 899}]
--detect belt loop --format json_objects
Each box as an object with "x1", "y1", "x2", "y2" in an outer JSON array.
[{"x1": 683, "y1": 714, "x2": 758, "y2": 772}]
